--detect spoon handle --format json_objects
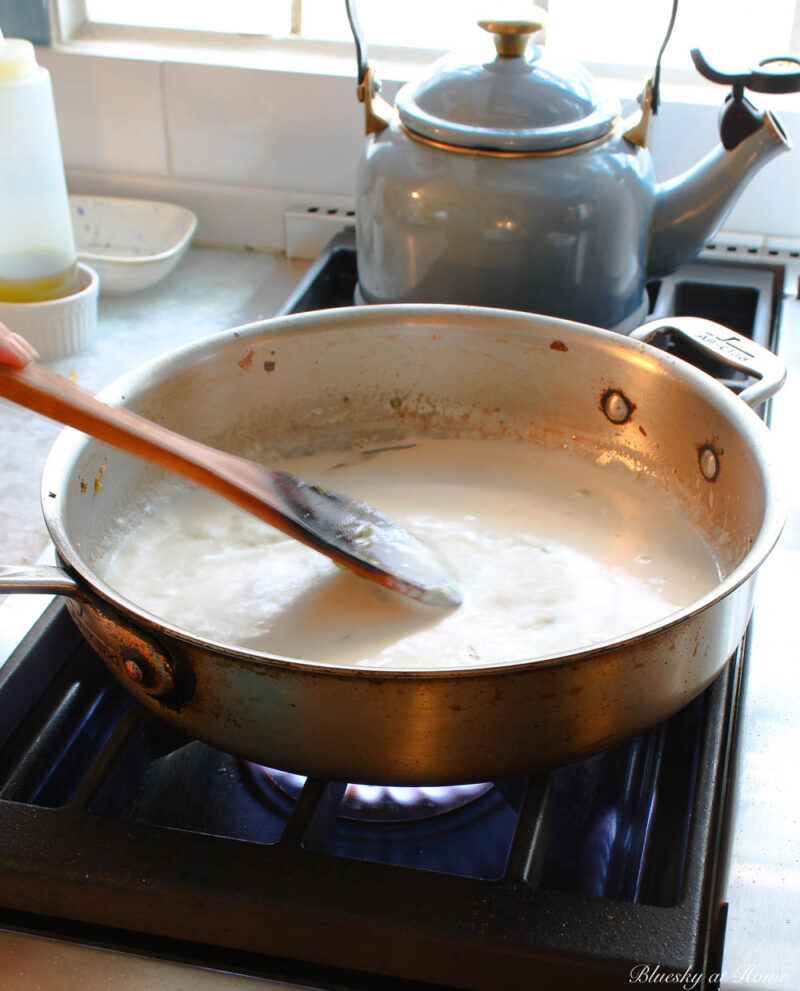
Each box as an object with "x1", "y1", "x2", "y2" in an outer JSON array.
[
  {"x1": 0, "y1": 362, "x2": 282, "y2": 523},
  {"x1": 0, "y1": 361, "x2": 462, "y2": 608}
]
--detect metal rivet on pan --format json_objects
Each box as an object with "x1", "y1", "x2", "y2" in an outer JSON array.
[
  {"x1": 601, "y1": 389, "x2": 634, "y2": 424},
  {"x1": 699, "y1": 444, "x2": 720, "y2": 482},
  {"x1": 123, "y1": 659, "x2": 144, "y2": 683},
  {"x1": 121, "y1": 644, "x2": 175, "y2": 697}
]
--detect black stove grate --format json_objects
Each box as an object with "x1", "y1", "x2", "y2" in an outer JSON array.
[
  {"x1": 0, "y1": 602, "x2": 712, "y2": 903},
  {"x1": 0, "y1": 599, "x2": 742, "y2": 989}
]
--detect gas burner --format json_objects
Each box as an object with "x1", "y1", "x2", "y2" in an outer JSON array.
[{"x1": 245, "y1": 763, "x2": 493, "y2": 823}]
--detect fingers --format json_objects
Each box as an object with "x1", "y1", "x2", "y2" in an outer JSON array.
[{"x1": 0, "y1": 324, "x2": 39, "y2": 369}]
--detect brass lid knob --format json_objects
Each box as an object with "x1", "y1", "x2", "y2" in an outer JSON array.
[{"x1": 478, "y1": 8, "x2": 547, "y2": 57}]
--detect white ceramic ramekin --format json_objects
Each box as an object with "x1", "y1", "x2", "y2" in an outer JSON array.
[{"x1": 0, "y1": 262, "x2": 99, "y2": 360}]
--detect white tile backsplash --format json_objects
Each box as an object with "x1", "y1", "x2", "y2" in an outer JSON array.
[
  {"x1": 648, "y1": 98, "x2": 800, "y2": 240},
  {"x1": 38, "y1": 45, "x2": 800, "y2": 249},
  {"x1": 163, "y1": 61, "x2": 363, "y2": 194},
  {"x1": 38, "y1": 49, "x2": 169, "y2": 176}
]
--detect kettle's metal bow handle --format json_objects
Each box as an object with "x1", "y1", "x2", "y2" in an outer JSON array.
[
  {"x1": 344, "y1": 0, "x2": 368, "y2": 86},
  {"x1": 344, "y1": 0, "x2": 392, "y2": 135},
  {"x1": 630, "y1": 317, "x2": 786, "y2": 409}
]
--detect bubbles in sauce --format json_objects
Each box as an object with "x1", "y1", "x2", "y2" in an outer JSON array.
[{"x1": 96, "y1": 437, "x2": 721, "y2": 669}]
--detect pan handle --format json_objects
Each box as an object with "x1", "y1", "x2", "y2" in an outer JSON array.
[
  {"x1": 0, "y1": 564, "x2": 83, "y2": 598},
  {"x1": 630, "y1": 316, "x2": 786, "y2": 409}
]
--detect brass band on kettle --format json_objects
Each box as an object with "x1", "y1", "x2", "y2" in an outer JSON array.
[{"x1": 400, "y1": 117, "x2": 622, "y2": 158}]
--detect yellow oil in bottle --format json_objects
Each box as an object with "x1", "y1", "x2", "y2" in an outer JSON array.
[{"x1": 0, "y1": 250, "x2": 81, "y2": 303}]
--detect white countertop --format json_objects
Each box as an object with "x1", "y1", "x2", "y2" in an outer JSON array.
[{"x1": 718, "y1": 291, "x2": 800, "y2": 991}]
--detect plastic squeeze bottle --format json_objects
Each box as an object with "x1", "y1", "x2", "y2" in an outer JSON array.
[{"x1": 0, "y1": 27, "x2": 79, "y2": 303}]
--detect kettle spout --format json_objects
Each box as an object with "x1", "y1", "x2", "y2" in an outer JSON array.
[{"x1": 647, "y1": 111, "x2": 790, "y2": 279}]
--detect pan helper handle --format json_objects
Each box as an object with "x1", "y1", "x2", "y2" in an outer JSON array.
[
  {"x1": 630, "y1": 316, "x2": 786, "y2": 408},
  {"x1": 0, "y1": 564, "x2": 83, "y2": 597}
]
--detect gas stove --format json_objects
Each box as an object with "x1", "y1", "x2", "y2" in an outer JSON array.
[{"x1": 0, "y1": 234, "x2": 795, "y2": 990}]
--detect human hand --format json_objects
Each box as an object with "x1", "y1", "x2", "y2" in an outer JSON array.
[{"x1": 0, "y1": 323, "x2": 38, "y2": 369}]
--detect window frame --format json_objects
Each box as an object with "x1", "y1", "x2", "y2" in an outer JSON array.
[{"x1": 49, "y1": 0, "x2": 720, "y2": 95}]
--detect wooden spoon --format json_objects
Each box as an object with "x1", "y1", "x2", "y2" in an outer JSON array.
[{"x1": 0, "y1": 360, "x2": 461, "y2": 609}]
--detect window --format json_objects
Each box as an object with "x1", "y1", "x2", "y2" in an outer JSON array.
[
  {"x1": 83, "y1": 0, "x2": 294, "y2": 36},
  {"x1": 72, "y1": 0, "x2": 800, "y2": 77}
]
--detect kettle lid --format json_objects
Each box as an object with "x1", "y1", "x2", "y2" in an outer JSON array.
[{"x1": 395, "y1": 15, "x2": 620, "y2": 152}]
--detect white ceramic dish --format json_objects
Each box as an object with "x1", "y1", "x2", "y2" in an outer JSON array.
[
  {"x1": 70, "y1": 195, "x2": 197, "y2": 295},
  {"x1": 0, "y1": 263, "x2": 98, "y2": 360}
]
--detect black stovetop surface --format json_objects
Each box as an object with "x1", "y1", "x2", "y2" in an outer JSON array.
[{"x1": 0, "y1": 236, "x2": 784, "y2": 990}]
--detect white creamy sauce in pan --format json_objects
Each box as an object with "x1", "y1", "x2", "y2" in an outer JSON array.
[{"x1": 96, "y1": 438, "x2": 721, "y2": 669}]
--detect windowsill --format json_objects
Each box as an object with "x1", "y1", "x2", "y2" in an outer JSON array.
[
  {"x1": 50, "y1": 27, "x2": 436, "y2": 82},
  {"x1": 50, "y1": 28, "x2": 800, "y2": 115}
]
